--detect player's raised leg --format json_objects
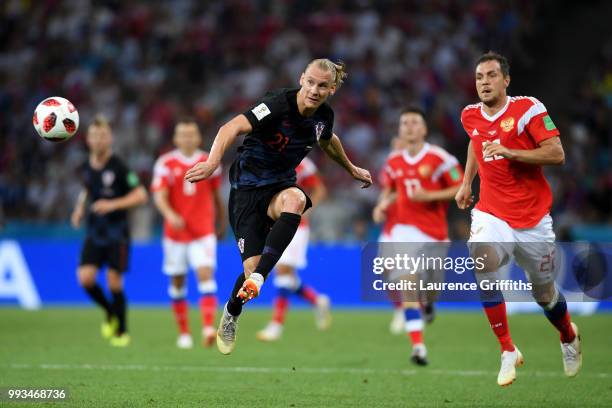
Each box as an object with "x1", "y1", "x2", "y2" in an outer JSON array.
[
  {"x1": 237, "y1": 187, "x2": 306, "y2": 301},
  {"x1": 533, "y1": 282, "x2": 581, "y2": 376},
  {"x1": 78, "y1": 264, "x2": 116, "y2": 338}
]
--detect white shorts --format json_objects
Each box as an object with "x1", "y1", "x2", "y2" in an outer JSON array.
[
  {"x1": 468, "y1": 209, "x2": 556, "y2": 284},
  {"x1": 277, "y1": 226, "x2": 309, "y2": 269},
  {"x1": 162, "y1": 235, "x2": 217, "y2": 276},
  {"x1": 388, "y1": 224, "x2": 449, "y2": 281}
]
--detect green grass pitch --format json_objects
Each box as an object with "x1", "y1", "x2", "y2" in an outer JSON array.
[{"x1": 0, "y1": 308, "x2": 610, "y2": 407}]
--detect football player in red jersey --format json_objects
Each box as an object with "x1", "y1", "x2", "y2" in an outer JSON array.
[
  {"x1": 151, "y1": 119, "x2": 226, "y2": 349},
  {"x1": 256, "y1": 157, "x2": 330, "y2": 341},
  {"x1": 374, "y1": 107, "x2": 463, "y2": 365},
  {"x1": 456, "y1": 51, "x2": 580, "y2": 386}
]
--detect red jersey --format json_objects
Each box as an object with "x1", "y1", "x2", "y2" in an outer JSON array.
[
  {"x1": 384, "y1": 143, "x2": 463, "y2": 240},
  {"x1": 296, "y1": 157, "x2": 322, "y2": 227},
  {"x1": 151, "y1": 149, "x2": 222, "y2": 242},
  {"x1": 379, "y1": 166, "x2": 398, "y2": 236},
  {"x1": 461, "y1": 96, "x2": 560, "y2": 228}
]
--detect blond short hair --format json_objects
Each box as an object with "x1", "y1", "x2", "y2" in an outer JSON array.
[
  {"x1": 306, "y1": 58, "x2": 347, "y2": 89},
  {"x1": 88, "y1": 114, "x2": 112, "y2": 131}
]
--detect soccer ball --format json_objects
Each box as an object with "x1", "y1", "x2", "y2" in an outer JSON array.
[{"x1": 33, "y1": 96, "x2": 79, "y2": 142}]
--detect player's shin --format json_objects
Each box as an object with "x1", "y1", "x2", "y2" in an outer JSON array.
[
  {"x1": 537, "y1": 287, "x2": 575, "y2": 343},
  {"x1": 84, "y1": 284, "x2": 113, "y2": 319},
  {"x1": 253, "y1": 212, "x2": 302, "y2": 279},
  {"x1": 169, "y1": 285, "x2": 190, "y2": 334},
  {"x1": 404, "y1": 307, "x2": 424, "y2": 346},
  {"x1": 198, "y1": 280, "x2": 218, "y2": 328},
  {"x1": 477, "y1": 269, "x2": 514, "y2": 352},
  {"x1": 111, "y1": 290, "x2": 127, "y2": 335},
  {"x1": 226, "y1": 273, "x2": 247, "y2": 316}
]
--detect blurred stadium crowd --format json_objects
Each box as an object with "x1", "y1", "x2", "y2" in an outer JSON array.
[{"x1": 0, "y1": 0, "x2": 610, "y2": 241}]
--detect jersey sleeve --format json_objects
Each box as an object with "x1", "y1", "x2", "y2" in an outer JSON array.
[
  {"x1": 522, "y1": 99, "x2": 560, "y2": 144},
  {"x1": 441, "y1": 163, "x2": 464, "y2": 187},
  {"x1": 151, "y1": 157, "x2": 170, "y2": 192},
  {"x1": 242, "y1": 91, "x2": 288, "y2": 131},
  {"x1": 378, "y1": 167, "x2": 392, "y2": 188},
  {"x1": 115, "y1": 158, "x2": 140, "y2": 192},
  {"x1": 432, "y1": 153, "x2": 463, "y2": 187},
  {"x1": 382, "y1": 159, "x2": 397, "y2": 189}
]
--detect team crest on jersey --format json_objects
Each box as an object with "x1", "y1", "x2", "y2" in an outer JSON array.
[
  {"x1": 238, "y1": 238, "x2": 245, "y2": 254},
  {"x1": 500, "y1": 117, "x2": 515, "y2": 132},
  {"x1": 102, "y1": 170, "x2": 115, "y2": 187},
  {"x1": 314, "y1": 122, "x2": 325, "y2": 140},
  {"x1": 418, "y1": 164, "x2": 432, "y2": 178}
]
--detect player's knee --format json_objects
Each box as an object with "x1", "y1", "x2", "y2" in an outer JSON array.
[
  {"x1": 171, "y1": 275, "x2": 186, "y2": 288},
  {"x1": 78, "y1": 274, "x2": 95, "y2": 288},
  {"x1": 107, "y1": 271, "x2": 123, "y2": 291},
  {"x1": 275, "y1": 264, "x2": 294, "y2": 276},
  {"x1": 196, "y1": 267, "x2": 213, "y2": 282},
  {"x1": 281, "y1": 188, "x2": 306, "y2": 214},
  {"x1": 472, "y1": 247, "x2": 500, "y2": 274},
  {"x1": 533, "y1": 283, "x2": 556, "y2": 306},
  {"x1": 77, "y1": 268, "x2": 96, "y2": 288}
]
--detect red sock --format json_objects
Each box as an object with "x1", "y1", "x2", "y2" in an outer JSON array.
[
  {"x1": 272, "y1": 297, "x2": 289, "y2": 324},
  {"x1": 299, "y1": 286, "x2": 318, "y2": 305},
  {"x1": 408, "y1": 330, "x2": 423, "y2": 345},
  {"x1": 483, "y1": 302, "x2": 515, "y2": 352},
  {"x1": 172, "y1": 299, "x2": 190, "y2": 334},
  {"x1": 199, "y1": 295, "x2": 217, "y2": 327},
  {"x1": 550, "y1": 310, "x2": 575, "y2": 343}
]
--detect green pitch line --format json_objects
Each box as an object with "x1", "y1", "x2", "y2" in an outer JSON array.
[{"x1": 0, "y1": 308, "x2": 610, "y2": 408}]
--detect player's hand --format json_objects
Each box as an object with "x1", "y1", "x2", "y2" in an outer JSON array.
[
  {"x1": 350, "y1": 166, "x2": 372, "y2": 188},
  {"x1": 166, "y1": 212, "x2": 185, "y2": 230},
  {"x1": 455, "y1": 184, "x2": 474, "y2": 210},
  {"x1": 410, "y1": 188, "x2": 433, "y2": 202},
  {"x1": 70, "y1": 209, "x2": 83, "y2": 228},
  {"x1": 91, "y1": 199, "x2": 117, "y2": 215},
  {"x1": 372, "y1": 204, "x2": 387, "y2": 223},
  {"x1": 185, "y1": 161, "x2": 218, "y2": 183},
  {"x1": 483, "y1": 142, "x2": 515, "y2": 160}
]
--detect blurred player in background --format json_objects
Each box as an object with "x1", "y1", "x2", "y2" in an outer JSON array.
[
  {"x1": 256, "y1": 157, "x2": 330, "y2": 342},
  {"x1": 456, "y1": 51, "x2": 580, "y2": 386},
  {"x1": 376, "y1": 136, "x2": 405, "y2": 335},
  {"x1": 185, "y1": 58, "x2": 372, "y2": 354},
  {"x1": 373, "y1": 107, "x2": 463, "y2": 365},
  {"x1": 152, "y1": 119, "x2": 225, "y2": 349},
  {"x1": 71, "y1": 115, "x2": 148, "y2": 347}
]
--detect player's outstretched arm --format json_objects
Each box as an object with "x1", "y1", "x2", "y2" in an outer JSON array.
[
  {"x1": 482, "y1": 136, "x2": 565, "y2": 165},
  {"x1": 455, "y1": 141, "x2": 477, "y2": 210},
  {"x1": 319, "y1": 133, "x2": 372, "y2": 188},
  {"x1": 92, "y1": 186, "x2": 148, "y2": 215},
  {"x1": 185, "y1": 114, "x2": 253, "y2": 183}
]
